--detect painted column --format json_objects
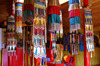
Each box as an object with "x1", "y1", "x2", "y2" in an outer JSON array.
[{"x1": 82, "y1": 8, "x2": 87, "y2": 66}]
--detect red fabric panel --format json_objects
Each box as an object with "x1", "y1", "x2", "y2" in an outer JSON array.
[
  {"x1": 55, "y1": 63, "x2": 64, "y2": 66},
  {"x1": 23, "y1": 4, "x2": 33, "y2": 11},
  {"x1": 66, "y1": 56, "x2": 71, "y2": 62},
  {"x1": 46, "y1": 49, "x2": 51, "y2": 58},
  {"x1": 84, "y1": 0, "x2": 88, "y2": 7},
  {"x1": 13, "y1": 49, "x2": 23, "y2": 66},
  {"x1": 47, "y1": 63, "x2": 64, "y2": 66},
  {"x1": 72, "y1": 56, "x2": 75, "y2": 66},
  {"x1": 34, "y1": 58, "x2": 41, "y2": 66},
  {"x1": 2, "y1": 49, "x2": 8, "y2": 66},
  {"x1": 47, "y1": 63, "x2": 55, "y2": 66},
  {"x1": 8, "y1": 56, "x2": 13, "y2": 66},
  {"x1": 47, "y1": 6, "x2": 60, "y2": 16},
  {"x1": 69, "y1": 9, "x2": 80, "y2": 18}
]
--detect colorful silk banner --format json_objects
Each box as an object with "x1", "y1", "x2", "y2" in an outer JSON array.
[
  {"x1": 7, "y1": 15, "x2": 17, "y2": 56},
  {"x1": 33, "y1": 1, "x2": 46, "y2": 65},
  {"x1": 84, "y1": 6, "x2": 94, "y2": 53}
]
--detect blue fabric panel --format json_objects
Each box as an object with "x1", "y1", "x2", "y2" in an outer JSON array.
[{"x1": 48, "y1": 14, "x2": 60, "y2": 24}]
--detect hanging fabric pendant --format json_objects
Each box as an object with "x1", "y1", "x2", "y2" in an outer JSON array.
[
  {"x1": 47, "y1": 0, "x2": 61, "y2": 31},
  {"x1": 23, "y1": 0, "x2": 34, "y2": 23},
  {"x1": 69, "y1": 0, "x2": 81, "y2": 31},
  {"x1": 15, "y1": 2, "x2": 23, "y2": 39}
]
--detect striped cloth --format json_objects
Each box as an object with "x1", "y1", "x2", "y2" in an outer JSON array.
[
  {"x1": 69, "y1": 0, "x2": 81, "y2": 31},
  {"x1": 15, "y1": 2, "x2": 22, "y2": 39},
  {"x1": 23, "y1": 0, "x2": 34, "y2": 22},
  {"x1": 47, "y1": 0, "x2": 61, "y2": 31}
]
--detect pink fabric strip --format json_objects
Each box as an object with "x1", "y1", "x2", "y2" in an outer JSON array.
[{"x1": 69, "y1": 9, "x2": 80, "y2": 18}]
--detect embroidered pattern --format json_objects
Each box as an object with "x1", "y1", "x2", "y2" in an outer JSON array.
[
  {"x1": 34, "y1": 0, "x2": 46, "y2": 59},
  {"x1": 84, "y1": 7, "x2": 94, "y2": 52},
  {"x1": 7, "y1": 15, "x2": 17, "y2": 56}
]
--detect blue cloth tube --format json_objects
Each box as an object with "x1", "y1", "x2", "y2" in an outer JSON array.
[
  {"x1": 69, "y1": 0, "x2": 79, "y2": 5},
  {"x1": 70, "y1": 17, "x2": 81, "y2": 25},
  {"x1": 48, "y1": 14, "x2": 60, "y2": 24},
  {"x1": 15, "y1": 3, "x2": 22, "y2": 7}
]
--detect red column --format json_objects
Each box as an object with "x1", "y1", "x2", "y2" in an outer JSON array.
[
  {"x1": 87, "y1": 52, "x2": 90, "y2": 66},
  {"x1": 84, "y1": 0, "x2": 88, "y2": 7},
  {"x1": 82, "y1": 8, "x2": 87, "y2": 66},
  {"x1": 50, "y1": 32, "x2": 52, "y2": 59},
  {"x1": 82, "y1": 8, "x2": 90, "y2": 66}
]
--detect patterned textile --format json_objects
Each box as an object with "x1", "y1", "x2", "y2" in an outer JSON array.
[
  {"x1": 63, "y1": 34, "x2": 69, "y2": 45},
  {"x1": 34, "y1": 0, "x2": 46, "y2": 59},
  {"x1": 23, "y1": 0, "x2": 33, "y2": 22},
  {"x1": 79, "y1": 34, "x2": 84, "y2": 51},
  {"x1": 60, "y1": 11, "x2": 63, "y2": 38},
  {"x1": 84, "y1": 7, "x2": 94, "y2": 53},
  {"x1": 69, "y1": 0, "x2": 81, "y2": 31},
  {"x1": 71, "y1": 44, "x2": 78, "y2": 55},
  {"x1": 51, "y1": 32, "x2": 57, "y2": 60},
  {"x1": 57, "y1": 44, "x2": 63, "y2": 61},
  {"x1": 15, "y1": 2, "x2": 22, "y2": 39},
  {"x1": 7, "y1": 15, "x2": 17, "y2": 56},
  {"x1": 56, "y1": 11, "x2": 63, "y2": 44},
  {"x1": 35, "y1": 0, "x2": 45, "y2": 4},
  {"x1": 47, "y1": 0, "x2": 60, "y2": 31}
]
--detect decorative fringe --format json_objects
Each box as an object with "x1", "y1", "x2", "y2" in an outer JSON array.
[
  {"x1": 70, "y1": 24, "x2": 81, "y2": 31},
  {"x1": 48, "y1": 23, "x2": 60, "y2": 31}
]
